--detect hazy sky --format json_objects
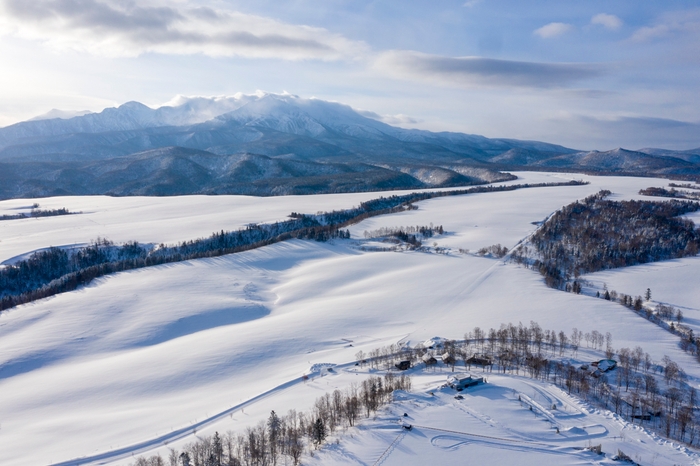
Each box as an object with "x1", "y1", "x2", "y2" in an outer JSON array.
[{"x1": 0, "y1": 0, "x2": 699, "y2": 150}]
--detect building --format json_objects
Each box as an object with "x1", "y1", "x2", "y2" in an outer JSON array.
[
  {"x1": 592, "y1": 359, "x2": 617, "y2": 372},
  {"x1": 441, "y1": 352, "x2": 456, "y2": 365},
  {"x1": 448, "y1": 374, "x2": 484, "y2": 390},
  {"x1": 422, "y1": 354, "x2": 438, "y2": 366},
  {"x1": 395, "y1": 360, "x2": 411, "y2": 371},
  {"x1": 466, "y1": 355, "x2": 492, "y2": 366}
]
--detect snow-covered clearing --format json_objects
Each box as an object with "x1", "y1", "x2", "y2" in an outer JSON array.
[
  {"x1": 310, "y1": 372, "x2": 697, "y2": 466},
  {"x1": 0, "y1": 172, "x2": 698, "y2": 465}
]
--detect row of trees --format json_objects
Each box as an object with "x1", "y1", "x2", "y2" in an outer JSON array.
[
  {"x1": 477, "y1": 243, "x2": 509, "y2": 258},
  {"x1": 130, "y1": 373, "x2": 411, "y2": 466},
  {"x1": 640, "y1": 186, "x2": 700, "y2": 200},
  {"x1": 668, "y1": 183, "x2": 700, "y2": 191},
  {"x1": 361, "y1": 224, "x2": 445, "y2": 249},
  {"x1": 596, "y1": 285, "x2": 698, "y2": 367},
  {"x1": 362, "y1": 224, "x2": 444, "y2": 239},
  {"x1": 518, "y1": 190, "x2": 700, "y2": 288},
  {"x1": 1, "y1": 180, "x2": 587, "y2": 312},
  {"x1": 0, "y1": 206, "x2": 74, "y2": 221}
]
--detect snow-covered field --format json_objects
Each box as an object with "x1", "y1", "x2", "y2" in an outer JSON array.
[{"x1": 1, "y1": 172, "x2": 699, "y2": 465}]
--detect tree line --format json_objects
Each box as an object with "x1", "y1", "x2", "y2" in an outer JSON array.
[
  {"x1": 639, "y1": 186, "x2": 700, "y2": 200},
  {"x1": 0, "y1": 206, "x2": 76, "y2": 221},
  {"x1": 595, "y1": 284, "x2": 698, "y2": 370},
  {"x1": 1, "y1": 180, "x2": 586, "y2": 312}
]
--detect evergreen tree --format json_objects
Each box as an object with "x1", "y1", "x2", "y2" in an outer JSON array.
[
  {"x1": 311, "y1": 418, "x2": 326, "y2": 447},
  {"x1": 212, "y1": 431, "x2": 223, "y2": 465},
  {"x1": 268, "y1": 410, "x2": 281, "y2": 465}
]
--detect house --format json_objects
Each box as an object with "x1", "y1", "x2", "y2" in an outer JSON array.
[
  {"x1": 448, "y1": 374, "x2": 484, "y2": 390},
  {"x1": 395, "y1": 360, "x2": 411, "y2": 371},
  {"x1": 466, "y1": 355, "x2": 492, "y2": 366},
  {"x1": 422, "y1": 354, "x2": 438, "y2": 366},
  {"x1": 591, "y1": 359, "x2": 617, "y2": 372},
  {"x1": 441, "y1": 352, "x2": 455, "y2": 365}
]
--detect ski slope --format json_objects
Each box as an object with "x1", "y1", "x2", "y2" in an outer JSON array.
[{"x1": 0, "y1": 172, "x2": 699, "y2": 465}]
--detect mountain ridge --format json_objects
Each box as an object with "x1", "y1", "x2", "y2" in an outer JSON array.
[{"x1": 0, "y1": 92, "x2": 698, "y2": 199}]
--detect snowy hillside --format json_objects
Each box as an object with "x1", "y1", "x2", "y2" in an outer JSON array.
[{"x1": 1, "y1": 172, "x2": 700, "y2": 465}]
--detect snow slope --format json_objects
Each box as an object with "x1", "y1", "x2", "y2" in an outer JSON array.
[{"x1": 0, "y1": 172, "x2": 698, "y2": 465}]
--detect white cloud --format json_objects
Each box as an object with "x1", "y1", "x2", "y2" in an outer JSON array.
[
  {"x1": 357, "y1": 110, "x2": 423, "y2": 126},
  {"x1": 549, "y1": 114, "x2": 700, "y2": 150},
  {"x1": 533, "y1": 22, "x2": 573, "y2": 39},
  {"x1": 0, "y1": 0, "x2": 368, "y2": 60},
  {"x1": 591, "y1": 13, "x2": 622, "y2": 30},
  {"x1": 630, "y1": 9, "x2": 700, "y2": 42},
  {"x1": 375, "y1": 50, "x2": 602, "y2": 89},
  {"x1": 463, "y1": 0, "x2": 482, "y2": 8}
]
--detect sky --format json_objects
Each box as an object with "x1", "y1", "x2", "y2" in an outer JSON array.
[{"x1": 0, "y1": 0, "x2": 699, "y2": 150}]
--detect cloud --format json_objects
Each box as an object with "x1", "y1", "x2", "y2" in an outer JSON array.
[
  {"x1": 463, "y1": 0, "x2": 482, "y2": 7},
  {"x1": 533, "y1": 22, "x2": 573, "y2": 38},
  {"x1": 358, "y1": 110, "x2": 423, "y2": 126},
  {"x1": 375, "y1": 50, "x2": 603, "y2": 89},
  {"x1": 0, "y1": 0, "x2": 367, "y2": 60},
  {"x1": 630, "y1": 9, "x2": 700, "y2": 42},
  {"x1": 551, "y1": 114, "x2": 700, "y2": 150},
  {"x1": 590, "y1": 13, "x2": 622, "y2": 30}
]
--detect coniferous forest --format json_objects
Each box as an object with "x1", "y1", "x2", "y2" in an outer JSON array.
[{"x1": 520, "y1": 191, "x2": 700, "y2": 288}]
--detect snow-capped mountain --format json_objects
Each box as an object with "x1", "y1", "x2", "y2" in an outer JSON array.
[{"x1": 0, "y1": 92, "x2": 697, "y2": 199}]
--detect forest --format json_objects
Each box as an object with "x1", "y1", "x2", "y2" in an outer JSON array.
[{"x1": 518, "y1": 191, "x2": 700, "y2": 288}]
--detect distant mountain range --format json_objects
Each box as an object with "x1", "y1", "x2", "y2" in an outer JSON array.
[{"x1": 1, "y1": 93, "x2": 698, "y2": 199}]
